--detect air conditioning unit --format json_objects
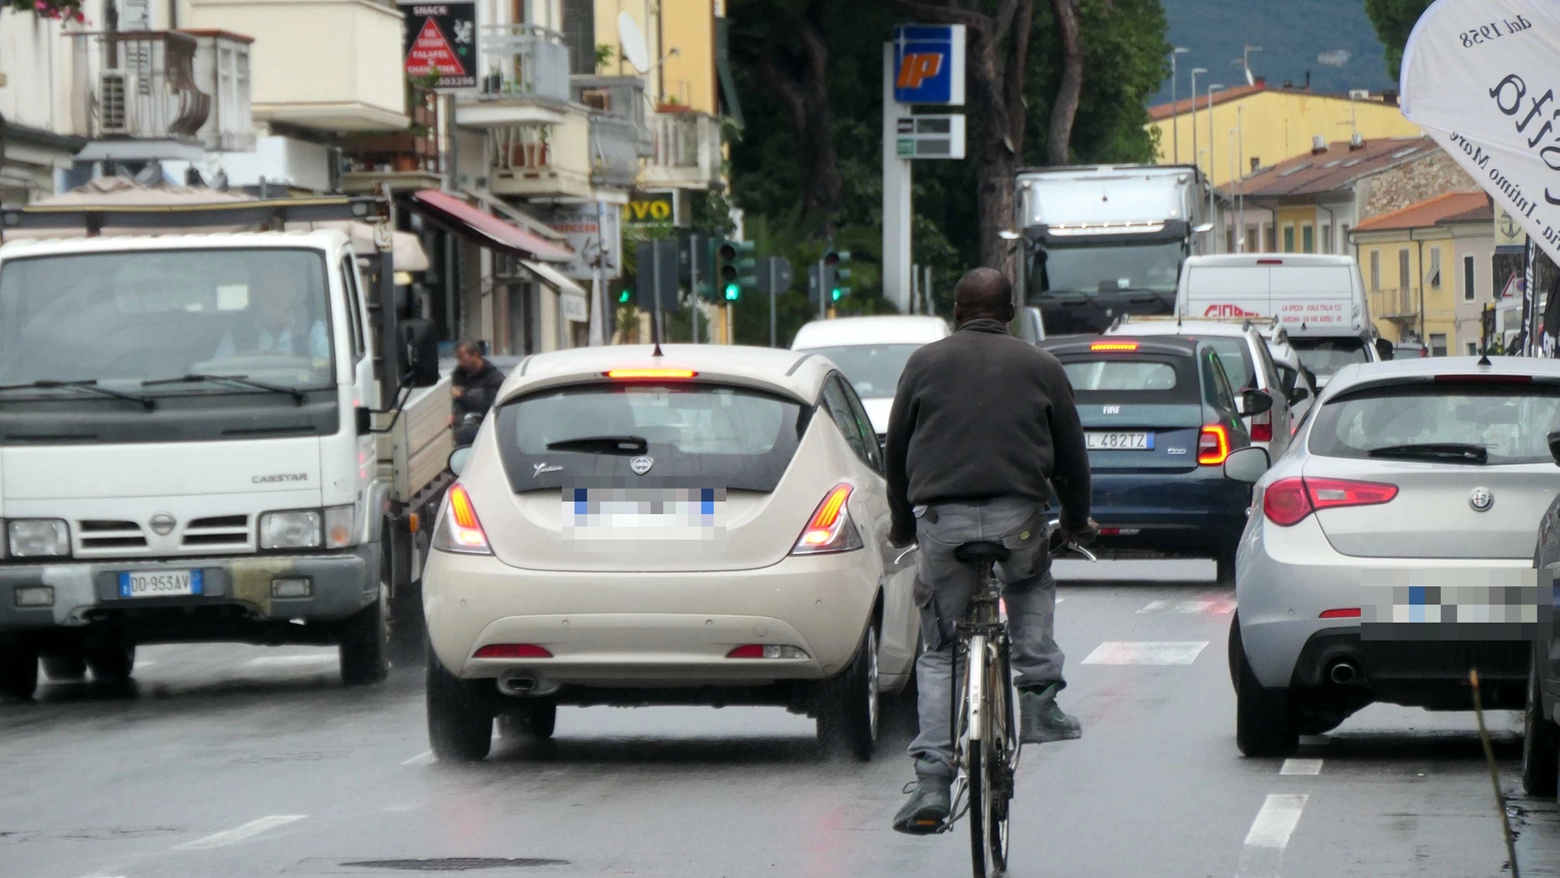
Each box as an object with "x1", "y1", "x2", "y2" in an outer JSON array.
[{"x1": 99, "y1": 70, "x2": 139, "y2": 135}]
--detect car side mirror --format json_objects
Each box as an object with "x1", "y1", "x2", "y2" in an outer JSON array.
[
  {"x1": 1549, "y1": 431, "x2": 1560, "y2": 467},
  {"x1": 1287, "y1": 386, "x2": 1311, "y2": 405},
  {"x1": 448, "y1": 446, "x2": 472, "y2": 477},
  {"x1": 400, "y1": 318, "x2": 440, "y2": 388},
  {"x1": 1375, "y1": 338, "x2": 1395, "y2": 360},
  {"x1": 1224, "y1": 445, "x2": 1271, "y2": 484},
  {"x1": 1238, "y1": 389, "x2": 1274, "y2": 417}
]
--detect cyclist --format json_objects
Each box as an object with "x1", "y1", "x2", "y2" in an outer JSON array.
[{"x1": 884, "y1": 267, "x2": 1097, "y2": 835}]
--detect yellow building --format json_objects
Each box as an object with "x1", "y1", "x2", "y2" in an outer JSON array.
[
  {"x1": 1147, "y1": 82, "x2": 1426, "y2": 190},
  {"x1": 1350, "y1": 192, "x2": 1495, "y2": 355},
  {"x1": 591, "y1": 0, "x2": 724, "y2": 114}
]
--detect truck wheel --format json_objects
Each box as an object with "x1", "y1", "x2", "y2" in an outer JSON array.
[
  {"x1": 426, "y1": 643, "x2": 493, "y2": 762},
  {"x1": 498, "y1": 700, "x2": 558, "y2": 740},
  {"x1": 1231, "y1": 616, "x2": 1298, "y2": 757},
  {"x1": 0, "y1": 639, "x2": 38, "y2": 700},
  {"x1": 42, "y1": 655, "x2": 87, "y2": 682},
  {"x1": 817, "y1": 623, "x2": 880, "y2": 761},
  {"x1": 340, "y1": 585, "x2": 389, "y2": 687},
  {"x1": 1524, "y1": 657, "x2": 1560, "y2": 797},
  {"x1": 86, "y1": 645, "x2": 135, "y2": 685}
]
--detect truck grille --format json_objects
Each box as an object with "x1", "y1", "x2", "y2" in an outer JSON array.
[
  {"x1": 182, "y1": 515, "x2": 249, "y2": 547},
  {"x1": 69, "y1": 515, "x2": 253, "y2": 556},
  {"x1": 78, "y1": 520, "x2": 147, "y2": 551}
]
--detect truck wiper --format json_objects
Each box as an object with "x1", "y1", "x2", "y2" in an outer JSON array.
[
  {"x1": 545, "y1": 435, "x2": 649, "y2": 455},
  {"x1": 0, "y1": 379, "x2": 157, "y2": 411},
  {"x1": 1366, "y1": 443, "x2": 1488, "y2": 464},
  {"x1": 142, "y1": 373, "x2": 306, "y2": 405}
]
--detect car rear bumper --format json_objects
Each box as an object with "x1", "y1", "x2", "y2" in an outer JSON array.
[
  {"x1": 1237, "y1": 514, "x2": 1536, "y2": 693},
  {"x1": 422, "y1": 549, "x2": 878, "y2": 686},
  {"x1": 1089, "y1": 470, "x2": 1251, "y2": 554}
]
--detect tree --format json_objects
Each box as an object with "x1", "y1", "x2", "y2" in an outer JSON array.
[{"x1": 1364, "y1": 0, "x2": 1432, "y2": 81}]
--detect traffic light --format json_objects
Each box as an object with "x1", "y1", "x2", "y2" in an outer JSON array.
[
  {"x1": 717, "y1": 239, "x2": 757, "y2": 301},
  {"x1": 822, "y1": 249, "x2": 852, "y2": 302},
  {"x1": 617, "y1": 288, "x2": 632, "y2": 305}
]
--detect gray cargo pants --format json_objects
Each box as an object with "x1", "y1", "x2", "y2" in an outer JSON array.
[{"x1": 906, "y1": 496, "x2": 1064, "y2": 779}]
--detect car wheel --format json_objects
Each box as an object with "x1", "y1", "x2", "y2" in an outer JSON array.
[
  {"x1": 0, "y1": 638, "x2": 38, "y2": 700},
  {"x1": 86, "y1": 645, "x2": 135, "y2": 685},
  {"x1": 497, "y1": 700, "x2": 558, "y2": 740},
  {"x1": 425, "y1": 643, "x2": 493, "y2": 762},
  {"x1": 1231, "y1": 616, "x2": 1298, "y2": 757},
  {"x1": 42, "y1": 654, "x2": 87, "y2": 682},
  {"x1": 340, "y1": 585, "x2": 390, "y2": 687},
  {"x1": 1524, "y1": 654, "x2": 1560, "y2": 797},
  {"x1": 818, "y1": 623, "x2": 880, "y2": 761},
  {"x1": 1216, "y1": 546, "x2": 1239, "y2": 587}
]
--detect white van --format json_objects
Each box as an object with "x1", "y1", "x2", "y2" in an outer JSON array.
[
  {"x1": 791, "y1": 315, "x2": 951, "y2": 439},
  {"x1": 1175, "y1": 254, "x2": 1380, "y2": 386}
]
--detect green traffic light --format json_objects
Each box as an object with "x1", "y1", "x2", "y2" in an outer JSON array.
[
  {"x1": 831, "y1": 288, "x2": 842, "y2": 302},
  {"x1": 618, "y1": 289, "x2": 632, "y2": 304},
  {"x1": 724, "y1": 283, "x2": 741, "y2": 301}
]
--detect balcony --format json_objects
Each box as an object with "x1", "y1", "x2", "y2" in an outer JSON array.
[
  {"x1": 488, "y1": 112, "x2": 594, "y2": 201},
  {"x1": 589, "y1": 114, "x2": 642, "y2": 190},
  {"x1": 341, "y1": 88, "x2": 442, "y2": 193},
  {"x1": 638, "y1": 109, "x2": 723, "y2": 190},
  {"x1": 1371, "y1": 288, "x2": 1421, "y2": 321},
  {"x1": 572, "y1": 76, "x2": 651, "y2": 157},
  {"x1": 73, "y1": 29, "x2": 253, "y2": 161},
  {"x1": 455, "y1": 25, "x2": 571, "y2": 129},
  {"x1": 188, "y1": 0, "x2": 407, "y2": 132}
]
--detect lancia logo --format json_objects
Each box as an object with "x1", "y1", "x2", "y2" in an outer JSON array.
[
  {"x1": 533, "y1": 462, "x2": 562, "y2": 478},
  {"x1": 148, "y1": 513, "x2": 177, "y2": 536},
  {"x1": 630, "y1": 456, "x2": 655, "y2": 475},
  {"x1": 1469, "y1": 487, "x2": 1494, "y2": 512}
]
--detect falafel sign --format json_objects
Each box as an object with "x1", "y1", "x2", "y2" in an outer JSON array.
[{"x1": 1400, "y1": 0, "x2": 1560, "y2": 264}]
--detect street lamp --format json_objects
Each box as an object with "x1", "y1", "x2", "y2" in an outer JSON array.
[
  {"x1": 1207, "y1": 83, "x2": 1226, "y2": 248},
  {"x1": 1170, "y1": 47, "x2": 1189, "y2": 163},
  {"x1": 1190, "y1": 68, "x2": 1207, "y2": 174},
  {"x1": 1240, "y1": 45, "x2": 1262, "y2": 86}
]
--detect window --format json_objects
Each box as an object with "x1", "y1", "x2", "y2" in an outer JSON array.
[
  {"x1": 562, "y1": 0, "x2": 597, "y2": 76},
  {"x1": 1062, "y1": 360, "x2": 1178, "y2": 391},
  {"x1": 1463, "y1": 254, "x2": 1477, "y2": 302},
  {"x1": 1369, "y1": 250, "x2": 1381, "y2": 291},
  {"x1": 836, "y1": 377, "x2": 884, "y2": 469},
  {"x1": 1227, "y1": 226, "x2": 1237, "y2": 254},
  {"x1": 1308, "y1": 383, "x2": 1560, "y2": 465},
  {"x1": 1265, "y1": 225, "x2": 1277, "y2": 253},
  {"x1": 1466, "y1": 341, "x2": 1479, "y2": 356},
  {"x1": 1430, "y1": 333, "x2": 1448, "y2": 356},
  {"x1": 821, "y1": 375, "x2": 875, "y2": 468},
  {"x1": 1202, "y1": 351, "x2": 1240, "y2": 417},
  {"x1": 1398, "y1": 248, "x2": 1411, "y2": 292},
  {"x1": 1320, "y1": 223, "x2": 1332, "y2": 254},
  {"x1": 1341, "y1": 224, "x2": 1351, "y2": 252},
  {"x1": 1428, "y1": 247, "x2": 1442, "y2": 289},
  {"x1": 1283, "y1": 225, "x2": 1296, "y2": 253},
  {"x1": 799, "y1": 344, "x2": 919, "y2": 400},
  {"x1": 1301, "y1": 224, "x2": 1315, "y2": 254},
  {"x1": 1245, "y1": 225, "x2": 1259, "y2": 253},
  {"x1": 339, "y1": 256, "x2": 364, "y2": 363}
]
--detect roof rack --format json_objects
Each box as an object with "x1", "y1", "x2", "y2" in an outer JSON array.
[{"x1": 0, "y1": 194, "x2": 390, "y2": 241}]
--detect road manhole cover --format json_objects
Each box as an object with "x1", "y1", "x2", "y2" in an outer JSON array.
[{"x1": 340, "y1": 859, "x2": 569, "y2": 872}]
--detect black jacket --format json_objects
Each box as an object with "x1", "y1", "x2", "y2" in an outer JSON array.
[
  {"x1": 883, "y1": 319, "x2": 1092, "y2": 540},
  {"x1": 452, "y1": 360, "x2": 507, "y2": 419}
]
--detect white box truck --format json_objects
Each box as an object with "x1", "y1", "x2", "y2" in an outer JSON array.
[
  {"x1": 0, "y1": 194, "x2": 453, "y2": 697},
  {"x1": 1013, "y1": 165, "x2": 1212, "y2": 335}
]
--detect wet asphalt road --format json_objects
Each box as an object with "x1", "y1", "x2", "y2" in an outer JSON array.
[{"x1": 4, "y1": 562, "x2": 1560, "y2": 878}]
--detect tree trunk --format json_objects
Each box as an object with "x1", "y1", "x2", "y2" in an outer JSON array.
[
  {"x1": 1046, "y1": 0, "x2": 1083, "y2": 166},
  {"x1": 752, "y1": 3, "x2": 842, "y2": 232}
]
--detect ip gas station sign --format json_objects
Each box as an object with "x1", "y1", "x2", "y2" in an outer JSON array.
[{"x1": 892, "y1": 25, "x2": 966, "y2": 106}]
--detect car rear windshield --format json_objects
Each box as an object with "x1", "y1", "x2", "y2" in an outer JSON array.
[
  {"x1": 494, "y1": 382, "x2": 811, "y2": 492},
  {"x1": 802, "y1": 344, "x2": 920, "y2": 400},
  {"x1": 1060, "y1": 356, "x2": 1198, "y2": 403},
  {"x1": 1290, "y1": 337, "x2": 1370, "y2": 378},
  {"x1": 1308, "y1": 382, "x2": 1560, "y2": 464}
]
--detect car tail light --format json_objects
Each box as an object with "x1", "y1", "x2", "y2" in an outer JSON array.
[
  {"x1": 1197, "y1": 424, "x2": 1231, "y2": 465},
  {"x1": 1090, "y1": 341, "x2": 1139, "y2": 351},
  {"x1": 473, "y1": 644, "x2": 552, "y2": 658},
  {"x1": 1319, "y1": 608, "x2": 1361, "y2": 619},
  {"x1": 791, "y1": 483, "x2": 864, "y2": 555},
  {"x1": 1262, "y1": 477, "x2": 1398, "y2": 526},
  {"x1": 726, "y1": 644, "x2": 810, "y2": 659},
  {"x1": 432, "y1": 484, "x2": 492, "y2": 554},
  {"x1": 1251, "y1": 410, "x2": 1273, "y2": 443},
  {"x1": 605, "y1": 368, "x2": 698, "y2": 379}
]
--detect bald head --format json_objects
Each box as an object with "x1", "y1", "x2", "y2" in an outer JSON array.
[{"x1": 952, "y1": 268, "x2": 1015, "y2": 327}]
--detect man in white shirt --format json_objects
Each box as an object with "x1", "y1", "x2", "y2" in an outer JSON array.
[{"x1": 214, "y1": 270, "x2": 328, "y2": 361}]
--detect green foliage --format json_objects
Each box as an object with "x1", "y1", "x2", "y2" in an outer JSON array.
[
  {"x1": 1364, "y1": 0, "x2": 1432, "y2": 81},
  {"x1": 595, "y1": 44, "x2": 616, "y2": 71}
]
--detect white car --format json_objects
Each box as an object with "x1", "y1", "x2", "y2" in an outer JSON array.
[
  {"x1": 1255, "y1": 326, "x2": 1318, "y2": 431},
  {"x1": 791, "y1": 315, "x2": 950, "y2": 440},
  {"x1": 422, "y1": 345, "x2": 919, "y2": 762}
]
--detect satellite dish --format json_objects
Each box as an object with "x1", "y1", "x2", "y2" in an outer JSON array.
[{"x1": 618, "y1": 12, "x2": 650, "y2": 74}]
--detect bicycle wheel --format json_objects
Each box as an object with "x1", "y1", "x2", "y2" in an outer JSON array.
[
  {"x1": 984, "y1": 641, "x2": 1016, "y2": 873},
  {"x1": 967, "y1": 738, "x2": 987, "y2": 878}
]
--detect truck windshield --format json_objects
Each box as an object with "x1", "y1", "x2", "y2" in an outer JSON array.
[
  {"x1": 1027, "y1": 240, "x2": 1184, "y2": 297},
  {"x1": 0, "y1": 248, "x2": 334, "y2": 390}
]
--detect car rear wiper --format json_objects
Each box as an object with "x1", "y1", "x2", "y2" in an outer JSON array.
[
  {"x1": 546, "y1": 435, "x2": 650, "y2": 455},
  {"x1": 1367, "y1": 443, "x2": 1489, "y2": 464},
  {"x1": 141, "y1": 373, "x2": 306, "y2": 405},
  {"x1": 0, "y1": 380, "x2": 156, "y2": 411}
]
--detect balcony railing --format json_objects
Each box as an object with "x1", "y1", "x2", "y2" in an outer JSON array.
[
  {"x1": 341, "y1": 88, "x2": 441, "y2": 190},
  {"x1": 488, "y1": 113, "x2": 593, "y2": 200},
  {"x1": 1371, "y1": 287, "x2": 1421, "y2": 320},
  {"x1": 572, "y1": 76, "x2": 651, "y2": 156},
  {"x1": 638, "y1": 110, "x2": 722, "y2": 190},
  {"x1": 590, "y1": 114, "x2": 641, "y2": 190},
  {"x1": 80, "y1": 29, "x2": 253, "y2": 151},
  {"x1": 453, "y1": 23, "x2": 571, "y2": 130}
]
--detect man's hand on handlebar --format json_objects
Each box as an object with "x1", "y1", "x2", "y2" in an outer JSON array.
[{"x1": 1063, "y1": 517, "x2": 1100, "y2": 548}]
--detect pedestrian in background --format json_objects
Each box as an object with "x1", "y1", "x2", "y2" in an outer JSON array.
[{"x1": 452, "y1": 340, "x2": 505, "y2": 447}]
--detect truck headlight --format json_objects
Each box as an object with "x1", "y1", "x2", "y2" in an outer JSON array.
[
  {"x1": 259, "y1": 510, "x2": 322, "y2": 550},
  {"x1": 8, "y1": 519, "x2": 69, "y2": 558},
  {"x1": 324, "y1": 505, "x2": 355, "y2": 549}
]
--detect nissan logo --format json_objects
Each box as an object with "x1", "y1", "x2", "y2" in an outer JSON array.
[{"x1": 149, "y1": 513, "x2": 177, "y2": 535}]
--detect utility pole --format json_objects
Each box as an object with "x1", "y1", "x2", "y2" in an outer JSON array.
[
  {"x1": 911, "y1": 263, "x2": 920, "y2": 315},
  {"x1": 1237, "y1": 106, "x2": 1246, "y2": 251},
  {"x1": 1190, "y1": 68, "x2": 1207, "y2": 175},
  {"x1": 769, "y1": 257, "x2": 779, "y2": 347},
  {"x1": 688, "y1": 236, "x2": 700, "y2": 344},
  {"x1": 651, "y1": 240, "x2": 664, "y2": 345},
  {"x1": 1170, "y1": 47, "x2": 1189, "y2": 163},
  {"x1": 1207, "y1": 83, "x2": 1225, "y2": 248},
  {"x1": 817, "y1": 255, "x2": 827, "y2": 320}
]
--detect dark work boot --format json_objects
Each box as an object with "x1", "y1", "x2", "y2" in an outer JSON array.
[
  {"x1": 1020, "y1": 683, "x2": 1082, "y2": 743},
  {"x1": 892, "y1": 760, "x2": 952, "y2": 835}
]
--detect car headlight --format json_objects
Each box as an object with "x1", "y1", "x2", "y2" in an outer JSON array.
[
  {"x1": 9, "y1": 519, "x2": 69, "y2": 558},
  {"x1": 323, "y1": 505, "x2": 355, "y2": 549},
  {"x1": 260, "y1": 510, "x2": 322, "y2": 550}
]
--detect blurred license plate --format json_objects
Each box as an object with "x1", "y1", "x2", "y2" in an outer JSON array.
[
  {"x1": 119, "y1": 569, "x2": 202, "y2": 598},
  {"x1": 564, "y1": 487, "x2": 726, "y2": 541},
  {"x1": 1086, "y1": 431, "x2": 1152, "y2": 450}
]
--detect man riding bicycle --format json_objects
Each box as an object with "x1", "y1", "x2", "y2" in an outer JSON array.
[{"x1": 884, "y1": 268, "x2": 1097, "y2": 835}]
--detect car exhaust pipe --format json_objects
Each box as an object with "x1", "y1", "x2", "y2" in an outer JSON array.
[
  {"x1": 506, "y1": 676, "x2": 537, "y2": 693},
  {"x1": 1327, "y1": 659, "x2": 1360, "y2": 686}
]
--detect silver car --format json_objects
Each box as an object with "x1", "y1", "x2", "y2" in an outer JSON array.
[{"x1": 1226, "y1": 356, "x2": 1560, "y2": 756}]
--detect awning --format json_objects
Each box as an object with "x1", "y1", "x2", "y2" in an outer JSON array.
[
  {"x1": 523, "y1": 258, "x2": 591, "y2": 324},
  {"x1": 408, "y1": 189, "x2": 573, "y2": 263},
  {"x1": 462, "y1": 186, "x2": 568, "y2": 243}
]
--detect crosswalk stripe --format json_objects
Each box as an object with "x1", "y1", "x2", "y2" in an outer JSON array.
[
  {"x1": 1080, "y1": 641, "x2": 1209, "y2": 665},
  {"x1": 1280, "y1": 758, "x2": 1323, "y2": 776},
  {"x1": 1136, "y1": 598, "x2": 1236, "y2": 615}
]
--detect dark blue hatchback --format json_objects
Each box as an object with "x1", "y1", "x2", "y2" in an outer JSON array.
[{"x1": 1039, "y1": 336, "x2": 1273, "y2": 583}]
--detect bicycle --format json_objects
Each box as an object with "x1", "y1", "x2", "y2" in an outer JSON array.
[{"x1": 938, "y1": 520, "x2": 1096, "y2": 877}]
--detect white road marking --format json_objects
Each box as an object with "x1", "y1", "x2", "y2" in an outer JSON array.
[
  {"x1": 242, "y1": 654, "x2": 337, "y2": 669},
  {"x1": 173, "y1": 815, "x2": 305, "y2": 851},
  {"x1": 1136, "y1": 598, "x2": 1236, "y2": 615},
  {"x1": 1234, "y1": 794, "x2": 1307, "y2": 878},
  {"x1": 402, "y1": 751, "x2": 435, "y2": 766},
  {"x1": 1280, "y1": 758, "x2": 1323, "y2": 776},
  {"x1": 1080, "y1": 641, "x2": 1208, "y2": 665}
]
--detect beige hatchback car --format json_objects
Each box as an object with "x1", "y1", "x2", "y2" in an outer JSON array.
[{"x1": 423, "y1": 345, "x2": 920, "y2": 761}]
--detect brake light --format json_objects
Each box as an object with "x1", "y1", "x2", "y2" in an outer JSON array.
[
  {"x1": 1262, "y1": 477, "x2": 1398, "y2": 526},
  {"x1": 1434, "y1": 374, "x2": 1532, "y2": 384},
  {"x1": 1090, "y1": 341, "x2": 1139, "y2": 352},
  {"x1": 1319, "y1": 608, "x2": 1362, "y2": 619},
  {"x1": 1197, "y1": 424, "x2": 1231, "y2": 465},
  {"x1": 791, "y1": 484, "x2": 864, "y2": 555},
  {"x1": 605, "y1": 368, "x2": 698, "y2": 379},
  {"x1": 1257, "y1": 259, "x2": 1283, "y2": 265},
  {"x1": 473, "y1": 644, "x2": 552, "y2": 658},
  {"x1": 434, "y1": 483, "x2": 491, "y2": 554},
  {"x1": 726, "y1": 644, "x2": 810, "y2": 659},
  {"x1": 1251, "y1": 409, "x2": 1273, "y2": 443}
]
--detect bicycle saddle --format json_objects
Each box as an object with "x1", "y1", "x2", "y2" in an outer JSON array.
[{"x1": 954, "y1": 541, "x2": 1009, "y2": 563}]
